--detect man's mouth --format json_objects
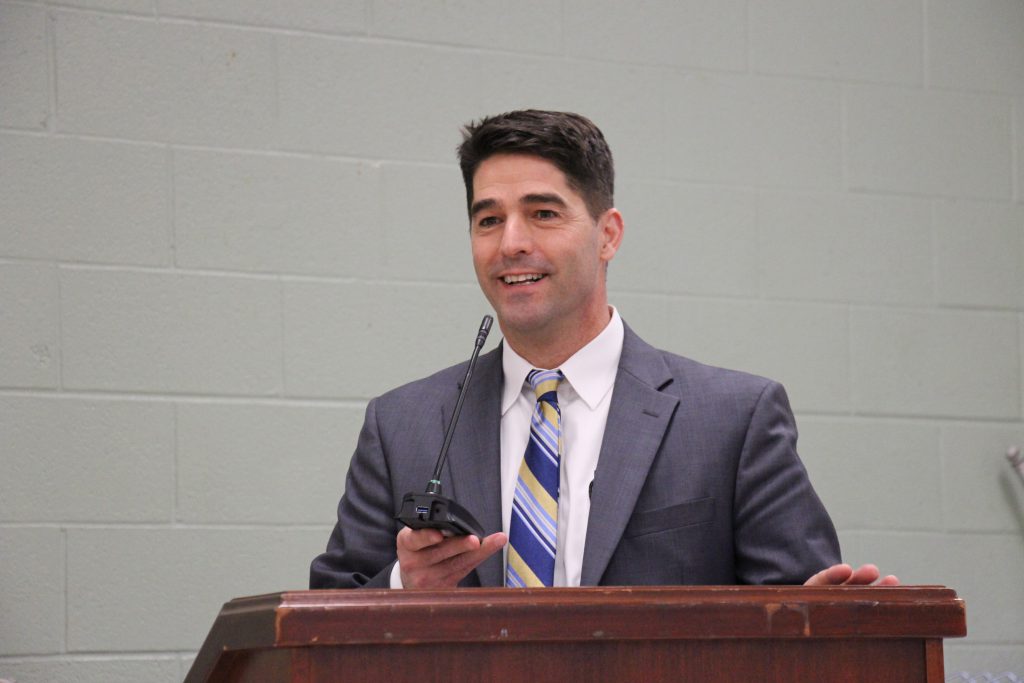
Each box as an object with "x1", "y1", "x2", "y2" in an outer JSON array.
[{"x1": 501, "y1": 274, "x2": 546, "y2": 285}]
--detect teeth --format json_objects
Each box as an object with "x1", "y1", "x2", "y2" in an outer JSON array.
[{"x1": 502, "y1": 274, "x2": 544, "y2": 284}]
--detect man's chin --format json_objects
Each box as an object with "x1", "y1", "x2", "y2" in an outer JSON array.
[{"x1": 492, "y1": 308, "x2": 554, "y2": 337}]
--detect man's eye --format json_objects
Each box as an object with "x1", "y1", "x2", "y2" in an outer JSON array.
[
  {"x1": 535, "y1": 210, "x2": 558, "y2": 220},
  {"x1": 478, "y1": 216, "x2": 500, "y2": 228}
]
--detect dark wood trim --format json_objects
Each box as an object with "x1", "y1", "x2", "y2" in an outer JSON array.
[{"x1": 186, "y1": 586, "x2": 966, "y2": 683}]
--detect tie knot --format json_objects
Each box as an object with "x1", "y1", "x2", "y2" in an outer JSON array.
[{"x1": 527, "y1": 368, "x2": 563, "y2": 401}]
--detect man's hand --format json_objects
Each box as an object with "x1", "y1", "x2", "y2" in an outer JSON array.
[
  {"x1": 803, "y1": 563, "x2": 900, "y2": 586},
  {"x1": 397, "y1": 527, "x2": 507, "y2": 589}
]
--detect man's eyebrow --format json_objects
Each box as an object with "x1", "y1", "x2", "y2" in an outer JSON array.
[
  {"x1": 470, "y1": 193, "x2": 568, "y2": 217},
  {"x1": 470, "y1": 198, "x2": 497, "y2": 217},
  {"x1": 521, "y1": 193, "x2": 568, "y2": 208}
]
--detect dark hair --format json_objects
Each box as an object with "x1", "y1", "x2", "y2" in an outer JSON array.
[{"x1": 457, "y1": 110, "x2": 614, "y2": 220}]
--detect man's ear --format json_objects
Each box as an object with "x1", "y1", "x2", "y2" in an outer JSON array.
[{"x1": 598, "y1": 208, "x2": 624, "y2": 263}]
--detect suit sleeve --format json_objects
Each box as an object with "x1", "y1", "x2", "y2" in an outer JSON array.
[
  {"x1": 310, "y1": 398, "x2": 400, "y2": 589},
  {"x1": 731, "y1": 381, "x2": 840, "y2": 584}
]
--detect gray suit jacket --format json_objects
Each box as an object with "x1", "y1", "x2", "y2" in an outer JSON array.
[{"x1": 310, "y1": 323, "x2": 840, "y2": 588}]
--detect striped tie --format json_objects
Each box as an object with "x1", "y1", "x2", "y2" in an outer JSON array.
[{"x1": 506, "y1": 369, "x2": 563, "y2": 588}]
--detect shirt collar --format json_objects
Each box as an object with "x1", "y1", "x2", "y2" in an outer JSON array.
[{"x1": 501, "y1": 307, "x2": 625, "y2": 414}]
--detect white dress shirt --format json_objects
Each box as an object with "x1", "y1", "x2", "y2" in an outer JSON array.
[
  {"x1": 500, "y1": 308, "x2": 623, "y2": 586},
  {"x1": 391, "y1": 308, "x2": 624, "y2": 588}
]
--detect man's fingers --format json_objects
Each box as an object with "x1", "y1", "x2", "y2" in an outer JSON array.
[
  {"x1": 845, "y1": 565, "x2": 900, "y2": 586},
  {"x1": 480, "y1": 532, "x2": 507, "y2": 555},
  {"x1": 804, "y1": 563, "x2": 852, "y2": 586},
  {"x1": 468, "y1": 532, "x2": 507, "y2": 567},
  {"x1": 433, "y1": 532, "x2": 507, "y2": 584},
  {"x1": 827, "y1": 563, "x2": 854, "y2": 584},
  {"x1": 401, "y1": 530, "x2": 479, "y2": 566},
  {"x1": 398, "y1": 533, "x2": 475, "y2": 588},
  {"x1": 436, "y1": 533, "x2": 507, "y2": 578},
  {"x1": 397, "y1": 526, "x2": 445, "y2": 552},
  {"x1": 804, "y1": 563, "x2": 901, "y2": 587},
  {"x1": 846, "y1": 563, "x2": 881, "y2": 585},
  {"x1": 398, "y1": 530, "x2": 507, "y2": 589}
]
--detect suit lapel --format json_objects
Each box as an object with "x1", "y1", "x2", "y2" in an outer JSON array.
[
  {"x1": 441, "y1": 345, "x2": 504, "y2": 587},
  {"x1": 580, "y1": 325, "x2": 679, "y2": 586}
]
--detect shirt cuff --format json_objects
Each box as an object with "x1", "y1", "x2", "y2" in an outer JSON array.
[{"x1": 389, "y1": 561, "x2": 404, "y2": 589}]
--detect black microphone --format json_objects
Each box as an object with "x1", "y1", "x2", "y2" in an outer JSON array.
[{"x1": 395, "y1": 315, "x2": 492, "y2": 538}]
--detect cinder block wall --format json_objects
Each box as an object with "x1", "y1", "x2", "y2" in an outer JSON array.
[{"x1": 1, "y1": 1, "x2": 1022, "y2": 679}]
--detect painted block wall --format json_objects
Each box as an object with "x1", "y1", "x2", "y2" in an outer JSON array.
[{"x1": 1, "y1": 1, "x2": 1022, "y2": 678}]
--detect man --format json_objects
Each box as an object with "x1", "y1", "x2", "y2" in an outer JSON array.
[{"x1": 310, "y1": 110, "x2": 897, "y2": 590}]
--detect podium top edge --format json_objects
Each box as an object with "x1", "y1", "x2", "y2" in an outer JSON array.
[{"x1": 232, "y1": 584, "x2": 961, "y2": 610}]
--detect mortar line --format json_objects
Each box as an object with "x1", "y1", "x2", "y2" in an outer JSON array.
[
  {"x1": 921, "y1": 0, "x2": 930, "y2": 89},
  {"x1": 171, "y1": 403, "x2": 179, "y2": 524},
  {"x1": 1011, "y1": 98, "x2": 1020, "y2": 204},
  {"x1": 62, "y1": 525, "x2": 69, "y2": 653},
  {"x1": 166, "y1": 145, "x2": 177, "y2": 269},
  {"x1": 45, "y1": 5, "x2": 58, "y2": 133},
  {"x1": 55, "y1": 261, "x2": 65, "y2": 392}
]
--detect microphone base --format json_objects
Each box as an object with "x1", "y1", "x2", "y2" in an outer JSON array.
[{"x1": 396, "y1": 492, "x2": 486, "y2": 538}]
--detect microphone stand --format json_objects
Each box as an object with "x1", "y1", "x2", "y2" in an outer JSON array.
[{"x1": 394, "y1": 315, "x2": 493, "y2": 538}]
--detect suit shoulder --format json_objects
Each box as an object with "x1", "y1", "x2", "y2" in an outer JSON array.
[
  {"x1": 655, "y1": 348, "x2": 782, "y2": 401},
  {"x1": 646, "y1": 347, "x2": 797, "y2": 439},
  {"x1": 620, "y1": 322, "x2": 781, "y2": 400},
  {"x1": 658, "y1": 349, "x2": 775, "y2": 385}
]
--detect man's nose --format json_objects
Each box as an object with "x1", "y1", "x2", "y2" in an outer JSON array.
[{"x1": 499, "y1": 214, "x2": 533, "y2": 257}]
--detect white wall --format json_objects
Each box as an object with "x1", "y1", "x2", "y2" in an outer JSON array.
[{"x1": 1, "y1": 1, "x2": 1022, "y2": 679}]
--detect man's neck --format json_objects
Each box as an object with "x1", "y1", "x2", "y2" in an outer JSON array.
[{"x1": 502, "y1": 307, "x2": 613, "y2": 369}]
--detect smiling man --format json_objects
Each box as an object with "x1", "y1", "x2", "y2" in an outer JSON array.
[
  {"x1": 470, "y1": 153, "x2": 623, "y2": 371},
  {"x1": 310, "y1": 110, "x2": 896, "y2": 590}
]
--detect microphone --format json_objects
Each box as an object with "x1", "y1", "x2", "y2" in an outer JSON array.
[{"x1": 395, "y1": 315, "x2": 492, "y2": 538}]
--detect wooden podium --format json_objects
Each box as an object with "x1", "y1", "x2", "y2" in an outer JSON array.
[{"x1": 185, "y1": 586, "x2": 965, "y2": 682}]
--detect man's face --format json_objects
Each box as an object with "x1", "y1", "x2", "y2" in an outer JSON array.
[{"x1": 469, "y1": 154, "x2": 623, "y2": 350}]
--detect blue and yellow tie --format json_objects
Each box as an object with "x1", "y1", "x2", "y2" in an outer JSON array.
[{"x1": 506, "y1": 369, "x2": 564, "y2": 588}]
